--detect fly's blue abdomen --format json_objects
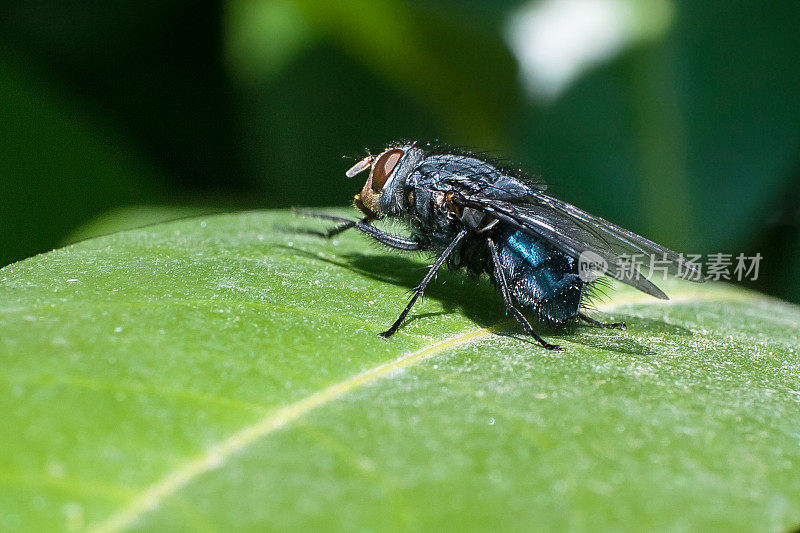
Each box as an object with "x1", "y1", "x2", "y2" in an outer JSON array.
[{"x1": 495, "y1": 228, "x2": 583, "y2": 324}]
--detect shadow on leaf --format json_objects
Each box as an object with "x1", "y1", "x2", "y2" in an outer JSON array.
[
  {"x1": 277, "y1": 245, "x2": 505, "y2": 328},
  {"x1": 278, "y1": 242, "x2": 694, "y2": 355}
]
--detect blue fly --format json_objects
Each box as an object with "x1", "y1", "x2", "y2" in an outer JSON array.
[{"x1": 308, "y1": 141, "x2": 703, "y2": 350}]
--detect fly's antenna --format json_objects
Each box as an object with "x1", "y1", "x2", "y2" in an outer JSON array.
[{"x1": 346, "y1": 154, "x2": 375, "y2": 178}]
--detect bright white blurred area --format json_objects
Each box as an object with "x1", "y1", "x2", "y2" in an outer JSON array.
[{"x1": 506, "y1": 0, "x2": 673, "y2": 100}]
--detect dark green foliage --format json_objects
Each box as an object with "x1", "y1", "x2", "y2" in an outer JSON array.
[{"x1": 1, "y1": 0, "x2": 798, "y2": 306}]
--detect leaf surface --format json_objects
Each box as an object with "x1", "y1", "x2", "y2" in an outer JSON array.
[{"x1": 1, "y1": 210, "x2": 799, "y2": 532}]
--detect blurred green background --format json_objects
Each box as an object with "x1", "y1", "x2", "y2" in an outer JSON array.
[{"x1": 2, "y1": 0, "x2": 798, "y2": 302}]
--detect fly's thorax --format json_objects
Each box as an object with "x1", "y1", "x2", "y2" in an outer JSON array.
[{"x1": 402, "y1": 186, "x2": 467, "y2": 250}]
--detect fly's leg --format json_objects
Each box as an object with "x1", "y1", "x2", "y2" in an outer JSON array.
[
  {"x1": 316, "y1": 220, "x2": 358, "y2": 238},
  {"x1": 487, "y1": 238, "x2": 563, "y2": 351},
  {"x1": 296, "y1": 212, "x2": 364, "y2": 238},
  {"x1": 355, "y1": 221, "x2": 421, "y2": 251},
  {"x1": 577, "y1": 313, "x2": 626, "y2": 330},
  {"x1": 299, "y1": 212, "x2": 421, "y2": 250},
  {"x1": 379, "y1": 229, "x2": 468, "y2": 338}
]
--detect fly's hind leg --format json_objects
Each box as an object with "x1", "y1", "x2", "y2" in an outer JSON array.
[
  {"x1": 487, "y1": 238, "x2": 563, "y2": 351},
  {"x1": 577, "y1": 312, "x2": 626, "y2": 330}
]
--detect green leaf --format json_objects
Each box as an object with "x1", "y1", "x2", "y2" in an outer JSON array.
[
  {"x1": 60, "y1": 206, "x2": 223, "y2": 246},
  {"x1": 1, "y1": 210, "x2": 799, "y2": 531}
]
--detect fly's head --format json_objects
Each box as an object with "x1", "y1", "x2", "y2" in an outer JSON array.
[{"x1": 346, "y1": 142, "x2": 420, "y2": 217}]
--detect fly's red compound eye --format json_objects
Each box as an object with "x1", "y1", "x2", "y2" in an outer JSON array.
[{"x1": 371, "y1": 149, "x2": 404, "y2": 192}]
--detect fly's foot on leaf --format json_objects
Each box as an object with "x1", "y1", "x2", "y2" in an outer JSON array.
[{"x1": 578, "y1": 313, "x2": 626, "y2": 330}]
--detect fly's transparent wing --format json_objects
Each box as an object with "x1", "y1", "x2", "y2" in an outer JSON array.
[
  {"x1": 532, "y1": 194, "x2": 703, "y2": 276},
  {"x1": 456, "y1": 193, "x2": 704, "y2": 299}
]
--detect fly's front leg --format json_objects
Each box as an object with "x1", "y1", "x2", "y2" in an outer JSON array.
[
  {"x1": 487, "y1": 238, "x2": 563, "y2": 351},
  {"x1": 297, "y1": 212, "x2": 366, "y2": 238},
  {"x1": 299, "y1": 212, "x2": 420, "y2": 251},
  {"x1": 355, "y1": 221, "x2": 421, "y2": 251},
  {"x1": 577, "y1": 313, "x2": 626, "y2": 330},
  {"x1": 315, "y1": 219, "x2": 359, "y2": 238},
  {"x1": 379, "y1": 229, "x2": 468, "y2": 338}
]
